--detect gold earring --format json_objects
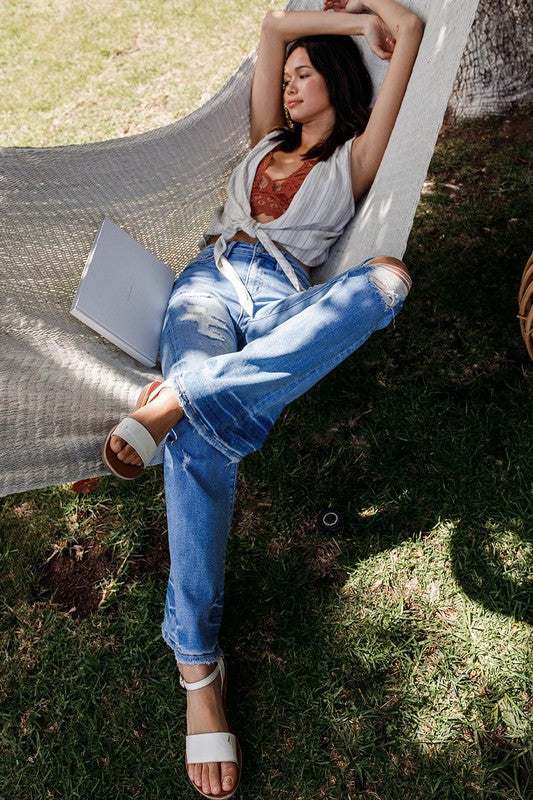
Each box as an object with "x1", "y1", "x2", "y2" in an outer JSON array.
[{"x1": 283, "y1": 103, "x2": 294, "y2": 130}]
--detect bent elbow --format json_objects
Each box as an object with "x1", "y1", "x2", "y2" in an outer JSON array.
[
  {"x1": 262, "y1": 10, "x2": 286, "y2": 34},
  {"x1": 403, "y1": 13, "x2": 425, "y2": 40}
]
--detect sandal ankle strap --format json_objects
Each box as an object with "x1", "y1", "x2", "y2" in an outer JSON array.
[{"x1": 179, "y1": 658, "x2": 225, "y2": 692}]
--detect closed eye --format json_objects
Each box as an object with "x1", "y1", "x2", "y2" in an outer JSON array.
[{"x1": 283, "y1": 73, "x2": 310, "y2": 90}]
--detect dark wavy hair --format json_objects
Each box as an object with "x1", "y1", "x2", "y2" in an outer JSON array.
[{"x1": 274, "y1": 34, "x2": 372, "y2": 161}]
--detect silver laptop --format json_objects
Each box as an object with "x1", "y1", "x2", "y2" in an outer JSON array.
[{"x1": 71, "y1": 217, "x2": 175, "y2": 367}]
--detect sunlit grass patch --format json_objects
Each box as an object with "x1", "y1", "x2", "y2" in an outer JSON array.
[
  {"x1": 332, "y1": 522, "x2": 531, "y2": 794},
  {"x1": 0, "y1": 0, "x2": 282, "y2": 146}
]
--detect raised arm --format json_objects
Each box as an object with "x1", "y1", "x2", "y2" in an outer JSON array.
[
  {"x1": 333, "y1": 1, "x2": 424, "y2": 200},
  {"x1": 251, "y1": 9, "x2": 374, "y2": 147},
  {"x1": 252, "y1": 3, "x2": 423, "y2": 196}
]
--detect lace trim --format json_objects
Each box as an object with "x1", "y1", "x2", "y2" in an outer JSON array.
[{"x1": 250, "y1": 151, "x2": 316, "y2": 220}]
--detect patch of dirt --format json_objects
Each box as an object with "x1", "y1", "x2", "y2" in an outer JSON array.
[
  {"x1": 496, "y1": 113, "x2": 532, "y2": 143},
  {"x1": 129, "y1": 526, "x2": 169, "y2": 578},
  {"x1": 439, "y1": 109, "x2": 532, "y2": 143},
  {"x1": 39, "y1": 539, "x2": 113, "y2": 619},
  {"x1": 38, "y1": 524, "x2": 169, "y2": 619}
]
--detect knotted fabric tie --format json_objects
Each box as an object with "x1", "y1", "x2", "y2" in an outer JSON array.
[{"x1": 213, "y1": 224, "x2": 303, "y2": 316}]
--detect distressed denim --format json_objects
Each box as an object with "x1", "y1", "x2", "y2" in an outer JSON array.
[{"x1": 159, "y1": 241, "x2": 408, "y2": 664}]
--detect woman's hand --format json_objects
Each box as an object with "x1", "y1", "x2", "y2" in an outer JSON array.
[
  {"x1": 323, "y1": 1, "x2": 367, "y2": 13},
  {"x1": 363, "y1": 14, "x2": 396, "y2": 60},
  {"x1": 324, "y1": 1, "x2": 395, "y2": 60}
]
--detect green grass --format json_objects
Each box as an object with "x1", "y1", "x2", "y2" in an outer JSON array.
[
  {"x1": 1, "y1": 3, "x2": 532, "y2": 797},
  {"x1": 0, "y1": 0, "x2": 280, "y2": 146}
]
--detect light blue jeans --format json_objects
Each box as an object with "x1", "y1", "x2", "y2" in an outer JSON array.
[{"x1": 159, "y1": 241, "x2": 408, "y2": 664}]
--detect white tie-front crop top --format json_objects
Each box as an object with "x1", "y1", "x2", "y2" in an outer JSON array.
[{"x1": 206, "y1": 131, "x2": 356, "y2": 311}]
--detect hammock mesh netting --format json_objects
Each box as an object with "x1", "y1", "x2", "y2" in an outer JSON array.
[{"x1": 0, "y1": 0, "x2": 480, "y2": 496}]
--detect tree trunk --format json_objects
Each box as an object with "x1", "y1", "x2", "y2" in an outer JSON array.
[{"x1": 448, "y1": 0, "x2": 533, "y2": 118}]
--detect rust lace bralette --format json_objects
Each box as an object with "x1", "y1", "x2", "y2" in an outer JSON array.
[{"x1": 250, "y1": 150, "x2": 317, "y2": 219}]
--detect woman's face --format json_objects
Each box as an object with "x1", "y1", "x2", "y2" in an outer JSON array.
[{"x1": 283, "y1": 47, "x2": 333, "y2": 126}]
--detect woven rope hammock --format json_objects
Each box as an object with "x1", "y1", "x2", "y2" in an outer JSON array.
[{"x1": 0, "y1": 0, "x2": 480, "y2": 496}]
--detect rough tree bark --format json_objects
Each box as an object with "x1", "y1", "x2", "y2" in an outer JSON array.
[{"x1": 448, "y1": 0, "x2": 532, "y2": 118}]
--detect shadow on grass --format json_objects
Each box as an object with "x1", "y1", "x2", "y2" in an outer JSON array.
[
  {"x1": 1, "y1": 114, "x2": 531, "y2": 800},
  {"x1": 220, "y1": 113, "x2": 532, "y2": 797}
]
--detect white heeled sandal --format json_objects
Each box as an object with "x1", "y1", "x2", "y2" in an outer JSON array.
[
  {"x1": 180, "y1": 658, "x2": 242, "y2": 799},
  {"x1": 101, "y1": 379, "x2": 174, "y2": 480}
]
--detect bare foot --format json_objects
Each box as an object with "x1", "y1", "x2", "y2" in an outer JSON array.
[
  {"x1": 179, "y1": 663, "x2": 239, "y2": 797},
  {"x1": 110, "y1": 387, "x2": 183, "y2": 466}
]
